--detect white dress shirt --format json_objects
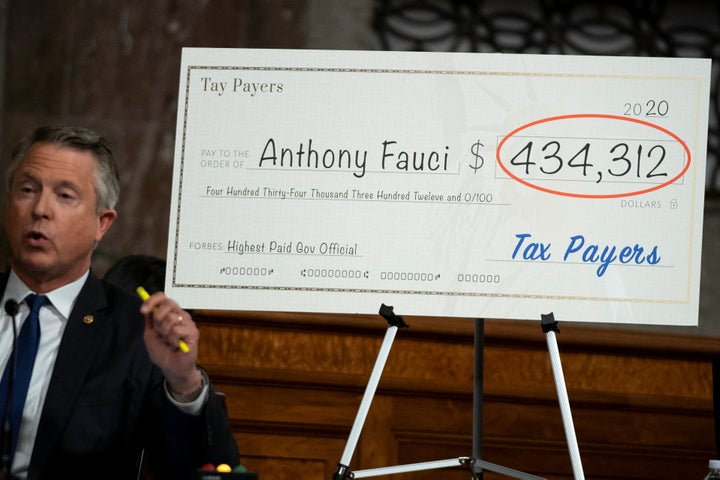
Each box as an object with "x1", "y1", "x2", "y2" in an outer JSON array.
[{"x1": 0, "y1": 270, "x2": 81, "y2": 477}]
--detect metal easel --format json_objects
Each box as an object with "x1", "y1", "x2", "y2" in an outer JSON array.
[{"x1": 331, "y1": 304, "x2": 546, "y2": 480}]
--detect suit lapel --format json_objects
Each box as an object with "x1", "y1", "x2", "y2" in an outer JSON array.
[{"x1": 28, "y1": 273, "x2": 111, "y2": 479}]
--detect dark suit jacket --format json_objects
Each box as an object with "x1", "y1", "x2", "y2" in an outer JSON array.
[{"x1": 1, "y1": 270, "x2": 240, "y2": 480}]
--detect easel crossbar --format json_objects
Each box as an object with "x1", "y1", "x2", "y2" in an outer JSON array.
[{"x1": 351, "y1": 458, "x2": 546, "y2": 479}]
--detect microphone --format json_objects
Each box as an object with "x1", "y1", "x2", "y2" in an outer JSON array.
[
  {"x1": 4, "y1": 300, "x2": 18, "y2": 317},
  {"x1": 1, "y1": 299, "x2": 19, "y2": 479}
]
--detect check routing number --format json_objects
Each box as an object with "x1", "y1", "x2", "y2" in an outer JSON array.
[{"x1": 166, "y1": 48, "x2": 711, "y2": 326}]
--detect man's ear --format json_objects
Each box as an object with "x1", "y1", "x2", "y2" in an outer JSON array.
[{"x1": 95, "y1": 208, "x2": 118, "y2": 242}]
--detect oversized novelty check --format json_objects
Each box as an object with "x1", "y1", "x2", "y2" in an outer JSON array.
[{"x1": 165, "y1": 47, "x2": 710, "y2": 325}]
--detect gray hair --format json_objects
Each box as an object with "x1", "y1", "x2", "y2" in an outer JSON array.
[{"x1": 5, "y1": 125, "x2": 121, "y2": 213}]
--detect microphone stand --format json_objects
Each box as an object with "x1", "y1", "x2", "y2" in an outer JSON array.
[{"x1": 1, "y1": 299, "x2": 20, "y2": 480}]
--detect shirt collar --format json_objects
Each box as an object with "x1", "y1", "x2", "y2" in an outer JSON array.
[{"x1": 2, "y1": 270, "x2": 89, "y2": 319}]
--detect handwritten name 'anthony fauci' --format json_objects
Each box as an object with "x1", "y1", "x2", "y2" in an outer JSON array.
[{"x1": 257, "y1": 138, "x2": 451, "y2": 179}]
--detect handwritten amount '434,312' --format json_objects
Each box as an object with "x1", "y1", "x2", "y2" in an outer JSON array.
[{"x1": 508, "y1": 139, "x2": 676, "y2": 184}]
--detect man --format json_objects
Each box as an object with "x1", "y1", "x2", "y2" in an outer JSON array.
[{"x1": 0, "y1": 125, "x2": 240, "y2": 479}]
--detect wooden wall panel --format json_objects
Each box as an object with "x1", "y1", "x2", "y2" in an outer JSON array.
[{"x1": 195, "y1": 311, "x2": 720, "y2": 480}]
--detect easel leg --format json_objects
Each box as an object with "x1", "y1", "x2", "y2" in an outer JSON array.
[
  {"x1": 473, "y1": 318, "x2": 484, "y2": 479},
  {"x1": 333, "y1": 305, "x2": 408, "y2": 480},
  {"x1": 541, "y1": 313, "x2": 585, "y2": 480}
]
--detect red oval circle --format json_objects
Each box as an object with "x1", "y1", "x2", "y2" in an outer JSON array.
[{"x1": 496, "y1": 113, "x2": 691, "y2": 199}]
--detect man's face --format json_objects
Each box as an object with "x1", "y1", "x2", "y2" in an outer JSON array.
[{"x1": 4, "y1": 142, "x2": 116, "y2": 290}]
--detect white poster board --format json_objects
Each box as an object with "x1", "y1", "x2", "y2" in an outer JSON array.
[{"x1": 166, "y1": 47, "x2": 710, "y2": 325}]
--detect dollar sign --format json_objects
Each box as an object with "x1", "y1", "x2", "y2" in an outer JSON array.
[{"x1": 469, "y1": 140, "x2": 484, "y2": 172}]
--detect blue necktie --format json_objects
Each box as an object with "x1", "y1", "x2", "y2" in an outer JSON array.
[{"x1": 0, "y1": 294, "x2": 48, "y2": 460}]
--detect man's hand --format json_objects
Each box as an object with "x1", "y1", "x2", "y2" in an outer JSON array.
[{"x1": 139, "y1": 291, "x2": 202, "y2": 394}]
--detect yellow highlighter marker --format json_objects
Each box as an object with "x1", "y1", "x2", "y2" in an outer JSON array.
[{"x1": 136, "y1": 286, "x2": 191, "y2": 353}]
